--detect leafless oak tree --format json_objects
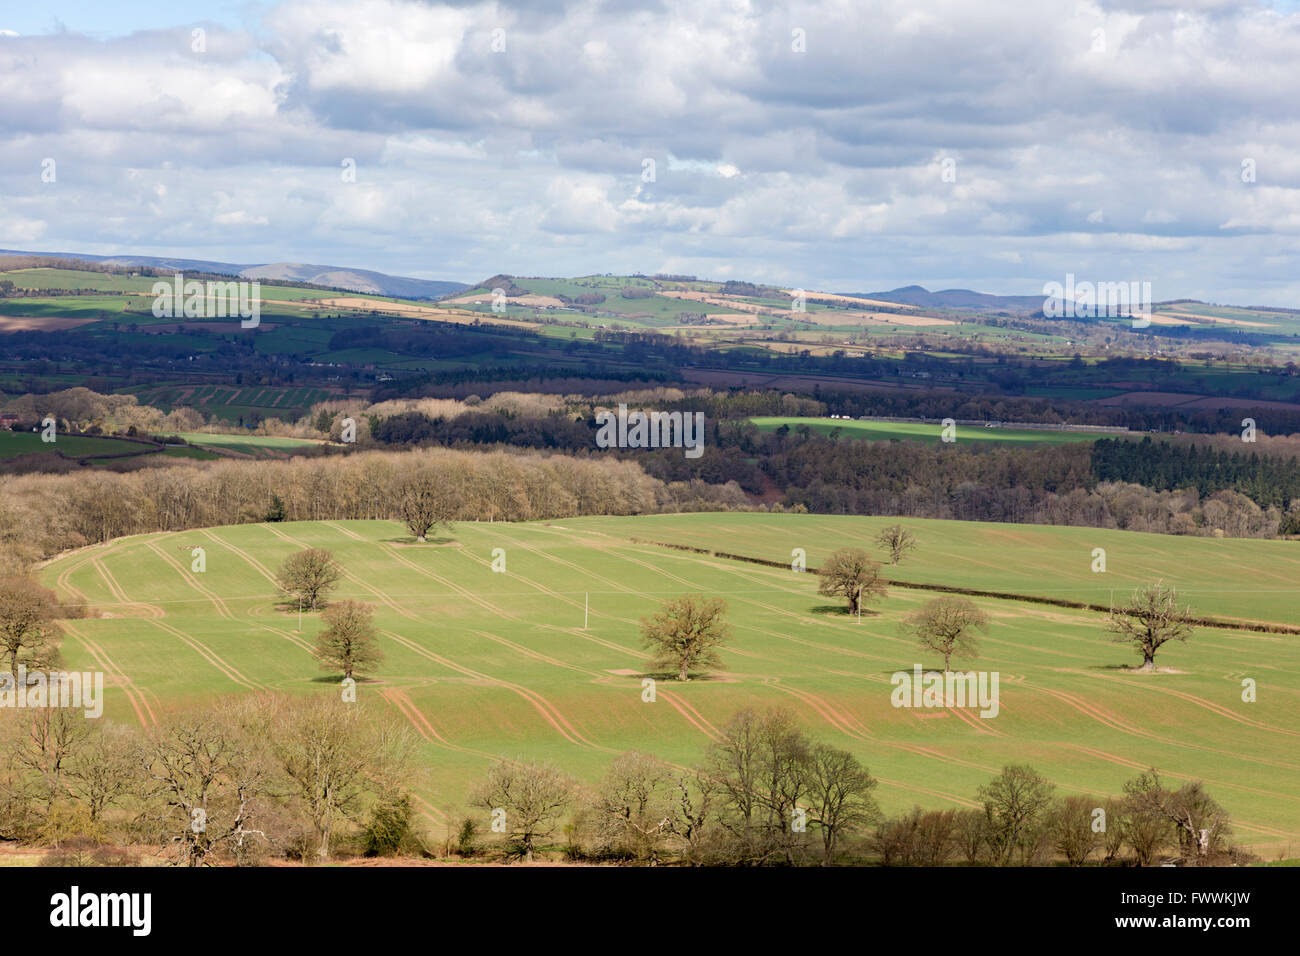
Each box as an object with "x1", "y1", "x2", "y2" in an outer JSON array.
[
  {"x1": 1107, "y1": 582, "x2": 1194, "y2": 670},
  {"x1": 817, "y1": 549, "x2": 887, "y2": 616}
]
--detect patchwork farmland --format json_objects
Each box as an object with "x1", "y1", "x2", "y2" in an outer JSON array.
[
  {"x1": 41, "y1": 513, "x2": 1300, "y2": 856},
  {"x1": 749, "y1": 416, "x2": 1131, "y2": 445}
]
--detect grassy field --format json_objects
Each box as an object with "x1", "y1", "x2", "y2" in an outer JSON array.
[
  {"x1": 124, "y1": 384, "x2": 341, "y2": 424},
  {"x1": 749, "y1": 417, "x2": 1128, "y2": 445},
  {"x1": 174, "y1": 432, "x2": 323, "y2": 457},
  {"x1": 0, "y1": 431, "x2": 148, "y2": 459},
  {"x1": 40, "y1": 514, "x2": 1300, "y2": 856}
]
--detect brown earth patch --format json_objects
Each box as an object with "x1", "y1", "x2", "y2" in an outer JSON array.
[
  {"x1": 1093, "y1": 391, "x2": 1300, "y2": 412},
  {"x1": 807, "y1": 311, "x2": 954, "y2": 327},
  {"x1": 0, "y1": 315, "x2": 97, "y2": 331},
  {"x1": 788, "y1": 290, "x2": 919, "y2": 310},
  {"x1": 442, "y1": 292, "x2": 567, "y2": 308}
]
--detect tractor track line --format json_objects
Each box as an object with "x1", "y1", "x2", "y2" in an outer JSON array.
[{"x1": 382, "y1": 630, "x2": 613, "y2": 753}]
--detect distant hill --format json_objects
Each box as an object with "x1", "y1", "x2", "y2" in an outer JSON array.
[
  {"x1": 841, "y1": 285, "x2": 1051, "y2": 313},
  {"x1": 236, "y1": 263, "x2": 465, "y2": 300},
  {"x1": 0, "y1": 249, "x2": 467, "y2": 300}
]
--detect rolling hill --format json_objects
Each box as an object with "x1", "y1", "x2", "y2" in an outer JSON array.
[{"x1": 40, "y1": 512, "x2": 1300, "y2": 855}]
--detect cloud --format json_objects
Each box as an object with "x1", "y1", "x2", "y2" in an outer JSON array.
[{"x1": 0, "y1": 0, "x2": 1296, "y2": 302}]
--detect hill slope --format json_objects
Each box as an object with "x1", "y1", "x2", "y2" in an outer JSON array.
[{"x1": 41, "y1": 513, "x2": 1300, "y2": 853}]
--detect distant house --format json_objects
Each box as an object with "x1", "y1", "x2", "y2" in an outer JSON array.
[{"x1": 0, "y1": 413, "x2": 19, "y2": 431}]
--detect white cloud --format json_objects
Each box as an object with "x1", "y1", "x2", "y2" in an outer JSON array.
[{"x1": 0, "y1": 0, "x2": 1296, "y2": 302}]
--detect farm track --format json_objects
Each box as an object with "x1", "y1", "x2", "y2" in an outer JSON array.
[
  {"x1": 514, "y1": 528, "x2": 1025, "y2": 797},
  {"x1": 64, "y1": 620, "x2": 157, "y2": 727},
  {"x1": 269, "y1": 524, "x2": 616, "y2": 754}
]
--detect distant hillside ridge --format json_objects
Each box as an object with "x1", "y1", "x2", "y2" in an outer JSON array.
[{"x1": 0, "y1": 249, "x2": 468, "y2": 300}]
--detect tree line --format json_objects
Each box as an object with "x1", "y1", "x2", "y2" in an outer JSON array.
[
  {"x1": 0, "y1": 698, "x2": 1247, "y2": 867},
  {"x1": 0, "y1": 446, "x2": 749, "y2": 573},
  {"x1": 458, "y1": 708, "x2": 1249, "y2": 867},
  {"x1": 0, "y1": 696, "x2": 418, "y2": 866},
  {"x1": 1093, "y1": 436, "x2": 1300, "y2": 512}
]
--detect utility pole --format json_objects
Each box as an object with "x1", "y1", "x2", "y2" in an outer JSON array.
[{"x1": 857, "y1": 584, "x2": 862, "y2": 624}]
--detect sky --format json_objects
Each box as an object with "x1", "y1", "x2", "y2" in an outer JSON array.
[{"x1": 2, "y1": 0, "x2": 1299, "y2": 304}]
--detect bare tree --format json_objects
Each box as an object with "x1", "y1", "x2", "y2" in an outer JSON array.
[
  {"x1": 1106, "y1": 583, "x2": 1194, "y2": 671},
  {"x1": 804, "y1": 743, "x2": 878, "y2": 865},
  {"x1": 876, "y1": 524, "x2": 917, "y2": 565},
  {"x1": 953, "y1": 808, "x2": 989, "y2": 865},
  {"x1": 397, "y1": 467, "x2": 456, "y2": 542},
  {"x1": 0, "y1": 576, "x2": 62, "y2": 679},
  {"x1": 704, "y1": 706, "x2": 813, "y2": 865},
  {"x1": 65, "y1": 723, "x2": 137, "y2": 825},
  {"x1": 817, "y1": 549, "x2": 887, "y2": 616},
  {"x1": 15, "y1": 708, "x2": 88, "y2": 811},
  {"x1": 470, "y1": 759, "x2": 573, "y2": 862},
  {"x1": 269, "y1": 697, "x2": 414, "y2": 861},
  {"x1": 315, "y1": 601, "x2": 384, "y2": 680},
  {"x1": 666, "y1": 767, "x2": 716, "y2": 865},
  {"x1": 138, "y1": 708, "x2": 270, "y2": 867},
  {"x1": 1100, "y1": 797, "x2": 1125, "y2": 863},
  {"x1": 1121, "y1": 771, "x2": 1174, "y2": 865},
  {"x1": 1122, "y1": 769, "x2": 1230, "y2": 866},
  {"x1": 977, "y1": 764, "x2": 1056, "y2": 866},
  {"x1": 900, "y1": 596, "x2": 988, "y2": 671},
  {"x1": 1051, "y1": 795, "x2": 1103, "y2": 866},
  {"x1": 639, "y1": 595, "x2": 729, "y2": 682},
  {"x1": 588, "y1": 751, "x2": 673, "y2": 863},
  {"x1": 276, "y1": 548, "x2": 342, "y2": 610}
]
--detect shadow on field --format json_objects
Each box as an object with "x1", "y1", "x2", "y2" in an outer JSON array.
[
  {"x1": 383, "y1": 534, "x2": 458, "y2": 546},
  {"x1": 809, "y1": 604, "x2": 883, "y2": 618},
  {"x1": 640, "y1": 670, "x2": 735, "y2": 683},
  {"x1": 1089, "y1": 663, "x2": 1184, "y2": 674},
  {"x1": 309, "y1": 675, "x2": 385, "y2": 685}
]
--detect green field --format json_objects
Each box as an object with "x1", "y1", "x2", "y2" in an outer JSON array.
[
  {"x1": 1, "y1": 267, "x2": 353, "y2": 303},
  {"x1": 750, "y1": 417, "x2": 1129, "y2": 445},
  {"x1": 124, "y1": 384, "x2": 341, "y2": 424},
  {"x1": 40, "y1": 514, "x2": 1300, "y2": 855},
  {"x1": 0, "y1": 430, "x2": 148, "y2": 459},
  {"x1": 175, "y1": 432, "x2": 323, "y2": 456}
]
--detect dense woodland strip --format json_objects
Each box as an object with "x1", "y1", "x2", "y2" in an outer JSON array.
[{"x1": 0, "y1": 446, "x2": 745, "y2": 573}]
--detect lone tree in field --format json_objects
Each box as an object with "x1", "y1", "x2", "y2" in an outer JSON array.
[
  {"x1": 397, "y1": 467, "x2": 456, "y2": 542},
  {"x1": 639, "y1": 595, "x2": 730, "y2": 681},
  {"x1": 470, "y1": 759, "x2": 573, "y2": 862},
  {"x1": 1106, "y1": 582, "x2": 1194, "y2": 671},
  {"x1": 0, "y1": 576, "x2": 63, "y2": 679},
  {"x1": 817, "y1": 549, "x2": 887, "y2": 616},
  {"x1": 315, "y1": 600, "x2": 383, "y2": 680},
  {"x1": 277, "y1": 548, "x2": 342, "y2": 610},
  {"x1": 876, "y1": 524, "x2": 917, "y2": 566},
  {"x1": 901, "y1": 596, "x2": 988, "y2": 671}
]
